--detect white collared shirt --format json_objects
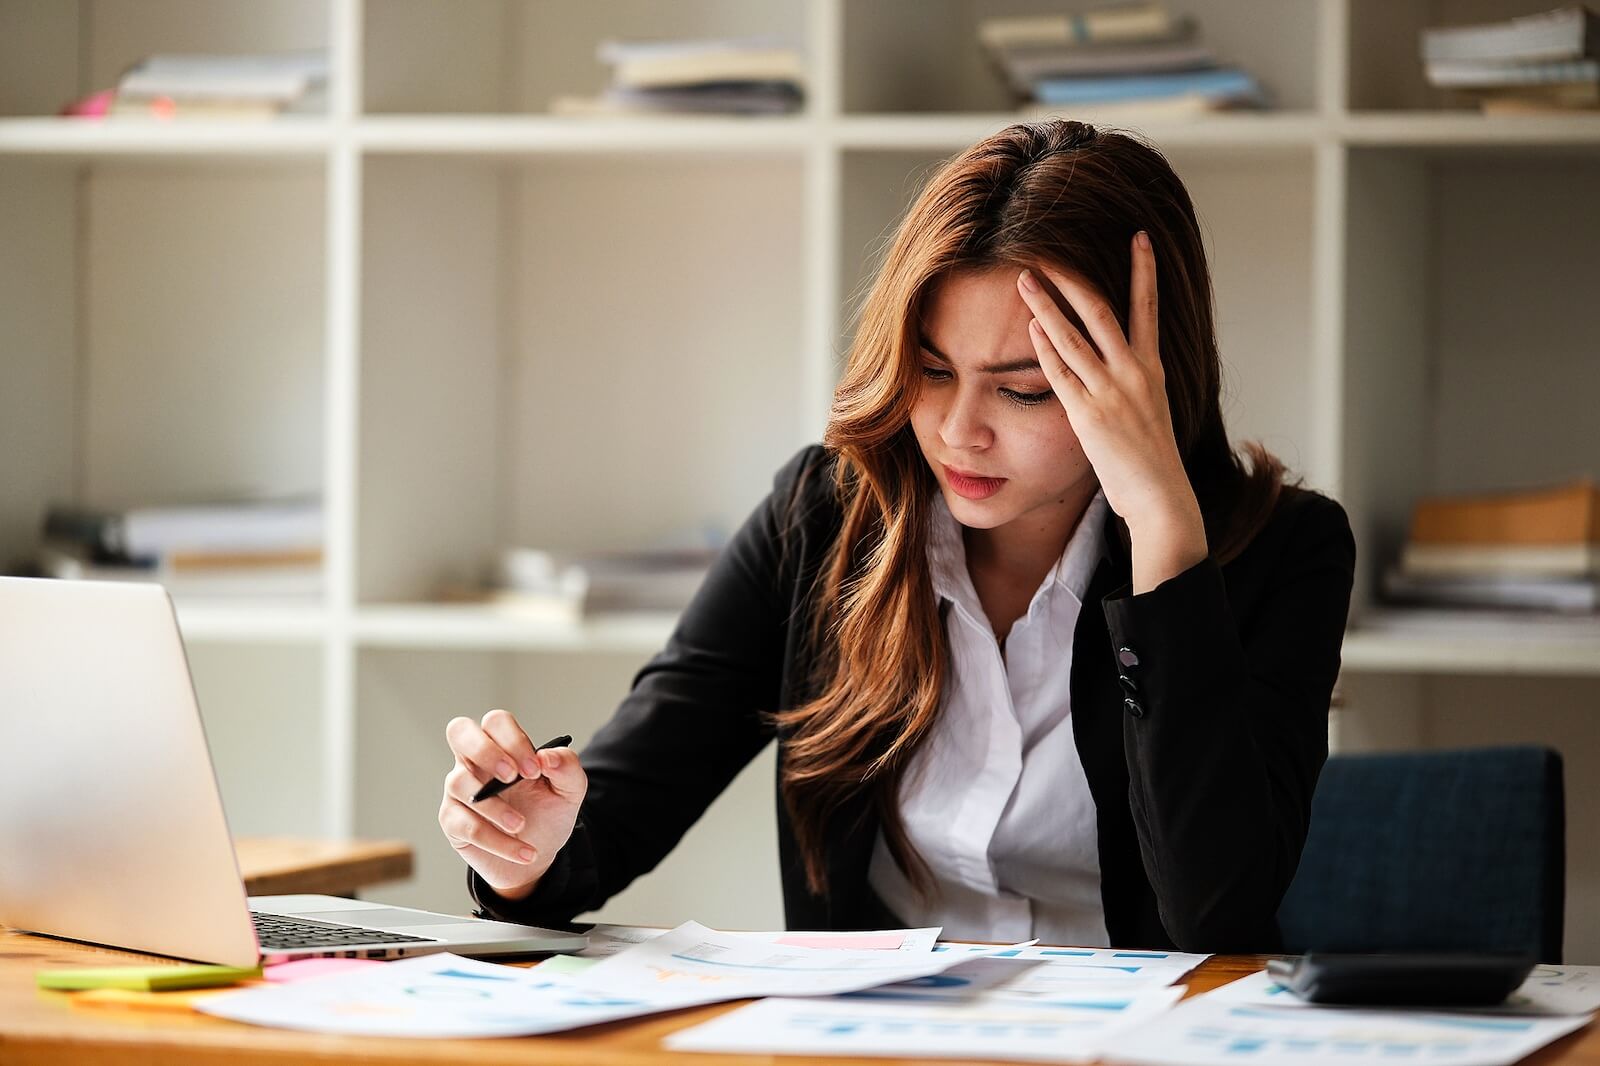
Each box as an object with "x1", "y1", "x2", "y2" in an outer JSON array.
[{"x1": 866, "y1": 487, "x2": 1112, "y2": 946}]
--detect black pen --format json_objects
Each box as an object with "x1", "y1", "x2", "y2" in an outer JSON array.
[{"x1": 471, "y1": 734, "x2": 573, "y2": 803}]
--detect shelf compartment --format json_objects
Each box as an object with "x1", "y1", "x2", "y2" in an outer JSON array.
[
  {"x1": 362, "y1": 0, "x2": 808, "y2": 117},
  {"x1": 1340, "y1": 149, "x2": 1600, "y2": 616},
  {"x1": 0, "y1": 154, "x2": 328, "y2": 583},
  {"x1": 1347, "y1": 0, "x2": 1580, "y2": 113},
  {"x1": 0, "y1": 0, "x2": 332, "y2": 120},
  {"x1": 356, "y1": 153, "x2": 808, "y2": 606},
  {"x1": 841, "y1": 0, "x2": 1322, "y2": 115}
]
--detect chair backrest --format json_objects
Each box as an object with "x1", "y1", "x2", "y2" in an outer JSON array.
[{"x1": 1277, "y1": 745, "x2": 1565, "y2": 962}]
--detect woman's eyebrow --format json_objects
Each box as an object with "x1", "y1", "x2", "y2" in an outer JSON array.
[{"x1": 918, "y1": 334, "x2": 1044, "y2": 375}]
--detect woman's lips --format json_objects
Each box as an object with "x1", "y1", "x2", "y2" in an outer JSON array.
[{"x1": 943, "y1": 465, "x2": 1007, "y2": 500}]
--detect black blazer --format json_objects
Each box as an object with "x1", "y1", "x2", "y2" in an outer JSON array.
[{"x1": 470, "y1": 443, "x2": 1357, "y2": 953}]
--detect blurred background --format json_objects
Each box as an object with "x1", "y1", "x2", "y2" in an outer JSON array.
[{"x1": 1, "y1": 0, "x2": 1597, "y2": 960}]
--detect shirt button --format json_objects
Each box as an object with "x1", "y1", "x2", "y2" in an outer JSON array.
[
  {"x1": 1124, "y1": 696, "x2": 1145, "y2": 718},
  {"x1": 1118, "y1": 646, "x2": 1141, "y2": 669}
]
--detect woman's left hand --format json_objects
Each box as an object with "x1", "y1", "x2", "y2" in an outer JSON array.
[{"x1": 1016, "y1": 231, "x2": 1208, "y2": 590}]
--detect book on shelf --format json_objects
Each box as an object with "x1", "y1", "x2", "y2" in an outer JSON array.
[
  {"x1": 1421, "y1": 5, "x2": 1600, "y2": 65},
  {"x1": 64, "y1": 50, "x2": 328, "y2": 120},
  {"x1": 977, "y1": 3, "x2": 1194, "y2": 51},
  {"x1": 1381, "y1": 565, "x2": 1599, "y2": 613},
  {"x1": 1031, "y1": 67, "x2": 1262, "y2": 107},
  {"x1": 552, "y1": 82, "x2": 802, "y2": 117},
  {"x1": 44, "y1": 496, "x2": 323, "y2": 558},
  {"x1": 996, "y1": 40, "x2": 1217, "y2": 90},
  {"x1": 1020, "y1": 92, "x2": 1233, "y2": 121},
  {"x1": 1421, "y1": 6, "x2": 1600, "y2": 113},
  {"x1": 978, "y1": 1, "x2": 1265, "y2": 116},
  {"x1": 1400, "y1": 542, "x2": 1600, "y2": 580},
  {"x1": 487, "y1": 545, "x2": 719, "y2": 622},
  {"x1": 1478, "y1": 83, "x2": 1600, "y2": 112},
  {"x1": 553, "y1": 35, "x2": 804, "y2": 116},
  {"x1": 1407, "y1": 478, "x2": 1599, "y2": 546},
  {"x1": 1355, "y1": 605, "x2": 1600, "y2": 638},
  {"x1": 36, "y1": 545, "x2": 323, "y2": 601},
  {"x1": 1382, "y1": 480, "x2": 1600, "y2": 613}
]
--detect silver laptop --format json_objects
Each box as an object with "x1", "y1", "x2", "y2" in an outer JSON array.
[{"x1": 0, "y1": 576, "x2": 586, "y2": 967}]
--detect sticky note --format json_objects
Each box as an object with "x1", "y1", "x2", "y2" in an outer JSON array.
[
  {"x1": 37, "y1": 963, "x2": 263, "y2": 992},
  {"x1": 535, "y1": 954, "x2": 599, "y2": 977},
  {"x1": 70, "y1": 986, "x2": 246, "y2": 1013}
]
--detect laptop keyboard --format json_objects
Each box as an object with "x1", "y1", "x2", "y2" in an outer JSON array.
[{"x1": 251, "y1": 911, "x2": 440, "y2": 950}]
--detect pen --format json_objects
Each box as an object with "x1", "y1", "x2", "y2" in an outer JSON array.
[{"x1": 471, "y1": 734, "x2": 573, "y2": 803}]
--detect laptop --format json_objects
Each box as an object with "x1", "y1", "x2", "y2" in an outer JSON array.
[{"x1": 0, "y1": 576, "x2": 586, "y2": 967}]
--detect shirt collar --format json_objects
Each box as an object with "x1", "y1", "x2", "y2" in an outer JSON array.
[{"x1": 927, "y1": 486, "x2": 1111, "y2": 612}]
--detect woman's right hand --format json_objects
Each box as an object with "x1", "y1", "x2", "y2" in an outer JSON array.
[{"x1": 439, "y1": 709, "x2": 587, "y2": 901}]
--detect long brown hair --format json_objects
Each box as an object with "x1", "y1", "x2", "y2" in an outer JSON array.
[{"x1": 774, "y1": 119, "x2": 1295, "y2": 899}]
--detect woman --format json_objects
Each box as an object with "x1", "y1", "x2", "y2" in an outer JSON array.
[{"x1": 437, "y1": 119, "x2": 1356, "y2": 953}]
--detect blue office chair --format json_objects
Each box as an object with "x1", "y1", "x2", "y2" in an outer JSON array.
[{"x1": 1277, "y1": 745, "x2": 1565, "y2": 962}]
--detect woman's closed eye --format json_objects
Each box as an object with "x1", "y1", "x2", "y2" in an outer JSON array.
[
  {"x1": 920, "y1": 366, "x2": 1052, "y2": 408},
  {"x1": 1001, "y1": 386, "x2": 1053, "y2": 408}
]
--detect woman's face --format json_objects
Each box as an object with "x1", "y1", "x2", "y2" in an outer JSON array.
[{"x1": 909, "y1": 266, "x2": 1098, "y2": 534}]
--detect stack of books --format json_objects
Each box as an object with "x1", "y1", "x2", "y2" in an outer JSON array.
[
  {"x1": 1421, "y1": 5, "x2": 1600, "y2": 114},
  {"x1": 38, "y1": 497, "x2": 324, "y2": 600},
  {"x1": 1379, "y1": 479, "x2": 1600, "y2": 615},
  {"x1": 64, "y1": 50, "x2": 328, "y2": 119},
  {"x1": 551, "y1": 36, "x2": 805, "y2": 116},
  {"x1": 979, "y1": 1, "x2": 1267, "y2": 118},
  {"x1": 487, "y1": 545, "x2": 720, "y2": 623}
]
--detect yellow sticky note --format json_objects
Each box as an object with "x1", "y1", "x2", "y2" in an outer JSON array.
[
  {"x1": 37, "y1": 963, "x2": 263, "y2": 992},
  {"x1": 71, "y1": 986, "x2": 246, "y2": 1013}
]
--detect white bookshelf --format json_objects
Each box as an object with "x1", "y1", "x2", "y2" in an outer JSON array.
[{"x1": 3, "y1": 0, "x2": 1598, "y2": 959}]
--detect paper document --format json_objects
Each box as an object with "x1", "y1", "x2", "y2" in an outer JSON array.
[
  {"x1": 1107, "y1": 998, "x2": 1590, "y2": 1066},
  {"x1": 1210, "y1": 967, "x2": 1600, "y2": 1017},
  {"x1": 574, "y1": 923, "x2": 671, "y2": 958},
  {"x1": 578, "y1": 921, "x2": 989, "y2": 999},
  {"x1": 770, "y1": 927, "x2": 941, "y2": 952},
  {"x1": 932, "y1": 943, "x2": 1208, "y2": 984},
  {"x1": 666, "y1": 985, "x2": 1186, "y2": 1063},
  {"x1": 844, "y1": 954, "x2": 1192, "y2": 1004},
  {"x1": 575, "y1": 923, "x2": 940, "y2": 958},
  {"x1": 197, "y1": 922, "x2": 985, "y2": 1038},
  {"x1": 196, "y1": 951, "x2": 716, "y2": 1038}
]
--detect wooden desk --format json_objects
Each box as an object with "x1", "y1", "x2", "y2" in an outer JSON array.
[
  {"x1": 0, "y1": 929, "x2": 1594, "y2": 1066},
  {"x1": 235, "y1": 837, "x2": 413, "y2": 898}
]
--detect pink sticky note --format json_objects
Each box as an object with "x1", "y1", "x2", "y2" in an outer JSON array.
[
  {"x1": 263, "y1": 957, "x2": 387, "y2": 983},
  {"x1": 775, "y1": 933, "x2": 905, "y2": 950}
]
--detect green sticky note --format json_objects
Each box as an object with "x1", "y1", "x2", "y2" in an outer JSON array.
[
  {"x1": 37, "y1": 963, "x2": 263, "y2": 992},
  {"x1": 535, "y1": 954, "x2": 599, "y2": 976}
]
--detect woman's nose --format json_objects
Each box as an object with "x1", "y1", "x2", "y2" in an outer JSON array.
[{"x1": 940, "y1": 388, "x2": 992, "y2": 450}]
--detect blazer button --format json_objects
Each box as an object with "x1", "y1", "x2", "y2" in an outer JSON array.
[
  {"x1": 1124, "y1": 696, "x2": 1145, "y2": 719},
  {"x1": 1118, "y1": 673, "x2": 1139, "y2": 697},
  {"x1": 1117, "y1": 646, "x2": 1140, "y2": 670}
]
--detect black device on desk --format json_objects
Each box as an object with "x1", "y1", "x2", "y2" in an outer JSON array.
[{"x1": 1267, "y1": 953, "x2": 1536, "y2": 1007}]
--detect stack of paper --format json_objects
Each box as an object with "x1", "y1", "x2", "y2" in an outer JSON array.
[
  {"x1": 194, "y1": 921, "x2": 1596, "y2": 1065},
  {"x1": 1105, "y1": 966, "x2": 1599, "y2": 1066},
  {"x1": 196, "y1": 921, "x2": 993, "y2": 1038}
]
